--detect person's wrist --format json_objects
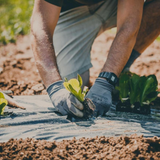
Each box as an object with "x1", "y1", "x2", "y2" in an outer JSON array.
[
  {"x1": 45, "y1": 75, "x2": 62, "y2": 89},
  {"x1": 98, "y1": 72, "x2": 118, "y2": 87}
]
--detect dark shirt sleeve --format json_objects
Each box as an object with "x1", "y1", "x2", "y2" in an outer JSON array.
[{"x1": 45, "y1": 0, "x2": 63, "y2": 7}]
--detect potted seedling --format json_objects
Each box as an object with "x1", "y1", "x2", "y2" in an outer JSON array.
[
  {"x1": 63, "y1": 75, "x2": 95, "y2": 118},
  {"x1": 116, "y1": 72, "x2": 160, "y2": 114}
]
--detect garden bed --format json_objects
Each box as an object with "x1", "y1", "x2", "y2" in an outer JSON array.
[
  {"x1": 116, "y1": 101, "x2": 151, "y2": 115},
  {"x1": 1, "y1": 95, "x2": 160, "y2": 142},
  {"x1": 0, "y1": 31, "x2": 160, "y2": 160}
]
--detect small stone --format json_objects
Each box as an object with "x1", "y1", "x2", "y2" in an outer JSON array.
[
  {"x1": 31, "y1": 83, "x2": 44, "y2": 92},
  {"x1": 10, "y1": 60, "x2": 17, "y2": 66},
  {"x1": 15, "y1": 54, "x2": 32, "y2": 61},
  {"x1": 130, "y1": 145, "x2": 139, "y2": 153}
]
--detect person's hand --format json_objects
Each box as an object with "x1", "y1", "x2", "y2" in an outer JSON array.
[
  {"x1": 47, "y1": 81, "x2": 84, "y2": 117},
  {"x1": 85, "y1": 78, "x2": 114, "y2": 117}
]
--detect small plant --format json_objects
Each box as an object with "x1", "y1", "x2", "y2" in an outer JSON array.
[
  {"x1": 63, "y1": 75, "x2": 95, "y2": 118},
  {"x1": 116, "y1": 72, "x2": 160, "y2": 108},
  {"x1": 63, "y1": 74, "x2": 88, "y2": 102},
  {"x1": 0, "y1": 92, "x2": 8, "y2": 115}
]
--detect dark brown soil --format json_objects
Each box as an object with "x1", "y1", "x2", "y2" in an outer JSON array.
[
  {"x1": 0, "y1": 35, "x2": 46, "y2": 96},
  {"x1": 0, "y1": 135, "x2": 160, "y2": 160}
]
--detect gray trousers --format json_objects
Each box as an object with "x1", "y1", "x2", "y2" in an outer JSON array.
[{"x1": 53, "y1": 0, "x2": 118, "y2": 86}]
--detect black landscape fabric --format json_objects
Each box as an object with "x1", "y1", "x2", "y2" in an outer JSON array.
[{"x1": 0, "y1": 95, "x2": 160, "y2": 142}]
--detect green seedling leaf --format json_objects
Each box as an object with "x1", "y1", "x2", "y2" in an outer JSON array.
[
  {"x1": 118, "y1": 73, "x2": 130, "y2": 102},
  {"x1": 77, "y1": 74, "x2": 83, "y2": 87},
  {"x1": 83, "y1": 86, "x2": 89, "y2": 95},
  {"x1": 68, "y1": 84, "x2": 78, "y2": 96},
  {"x1": 78, "y1": 87, "x2": 84, "y2": 102},
  {"x1": 140, "y1": 75, "x2": 158, "y2": 106},
  {"x1": 143, "y1": 91, "x2": 159, "y2": 105},
  {"x1": 118, "y1": 72, "x2": 159, "y2": 107},
  {"x1": 0, "y1": 92, "x2": 5, "y2": 99},
  {"x1": 138, "y1": 76, "x2": 147, "y2": 105},
  {"x1": 68, "y1": 79, "x2": 80, "y2": 93},
  {"x1": 63, "y1": 77, "x2": 85, "y2": 102},
  {"x1": 129, "y1": 74, "x2": 141, "y2": 105},
  {"x1": 63, "y1": 75, "x2": 88, "y2": 103},
  {"x1": 0, "y1": 92, "x2": 8, "y2": 115},
  {"x1": 68, "y1": 84, "x2": 83, "y2": 102},
  {"x1": 64, "y1": 79, "x2": 80, "y2": 92},
  {"x1": 63, "y1": 82, "x2": 70, "y2": 91},
  {"x1": 64, "y1": 78, "x2": 68, "y2": 82}
]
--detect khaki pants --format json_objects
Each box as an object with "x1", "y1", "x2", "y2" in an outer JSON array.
[{"x1": 53, "y1": 0, "x2": 117, "y2": 86}]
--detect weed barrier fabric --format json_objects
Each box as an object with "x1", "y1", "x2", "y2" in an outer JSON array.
[{"x1": 0, "y1": 95, "x2": 160, "y2": 142}]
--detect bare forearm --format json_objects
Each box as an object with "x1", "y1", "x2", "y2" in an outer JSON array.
[
  {"x1": 134, "y1": 0, "x2": 160, "y2": 53},
  {"x1": 102, "y1": 0, "x2": 144, "y2": 77},
  {"x1": 102, "y1": 31, "x2": 137, "y2": 77},
  {"x1": 30, "y1": 0, "x2": 62, "y2": 88},
  {"x1": 31, "y1": 30, "x2": 61, "y2": 88}
]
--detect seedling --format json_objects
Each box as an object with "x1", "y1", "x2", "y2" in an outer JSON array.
[
  {"x1": 63, "y1": 75, "x2": 95, "y2": 118},
  {"x1": 116, "y1": 72, "x2": 160, "y2": 108},
  {"x1": 63, "y1": 74, "x2": 88, "y2": 102},
  {"x1": 0, "y1": 92, "x2": 8, "y2": 115}
]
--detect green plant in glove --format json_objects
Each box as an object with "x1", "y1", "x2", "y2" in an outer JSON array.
[
  {"x1": 0, "y1": 92, "x2": 8, "y2": 115},
  {"x1": 63, "y1": 74, "x2": 88, "y2": 103}
]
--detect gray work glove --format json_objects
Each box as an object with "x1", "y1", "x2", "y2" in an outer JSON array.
[
  {"x1": 47, "y1": 81, "x2": 84, "y2": 117},
  {"x1": 85, "y1": 78, "x2": 114, "y2": 117}
]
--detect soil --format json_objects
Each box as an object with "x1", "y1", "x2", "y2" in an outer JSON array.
[
  {"x1": 0, "y1": 33, "x2": 160, "y2": 159},
  {"x1": 0, "y1": 135, "x2": 160, "y2": 160},
  {"x1": 0, "y1": 32, "x2": 160, "y2": 96},
  {"x1": 116, "y1": 100, "x2": 151, "y2": 115},
  {"x1": 0, "y1": 36, "x2": 44, "y2": 96}
]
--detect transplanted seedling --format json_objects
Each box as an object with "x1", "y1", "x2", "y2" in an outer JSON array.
[
  {"x1": 63, "y1": 74, "x2": 88, "y2": 103},
  {"x1": 63, "y1": 75, "x2": 95, "y2": 118},
  {"x1": 0, "y1": 92, "x2": 8, "y2": 115},
  {"x1": 116, "y1": 72, "x2": 160, "y2": 108}
]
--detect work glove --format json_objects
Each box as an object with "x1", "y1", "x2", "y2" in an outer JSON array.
[
  {"x1": 85, "y1": 78, "x2": 114, "y2": 117},
  {"x1": 47, "y1": 81, "x2": 84, "y2": 117}
]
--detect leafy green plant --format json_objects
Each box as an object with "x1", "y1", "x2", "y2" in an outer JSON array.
[
  {"x1": 117, "y1": 73, "x2": 160, "y2": 106},
  {"x1": 116, "y1": 73, "x2": 130, "y2": 102},
  {"x1": 139, "y1": 75, "x2": 159, "y2": 105},
  {"x1": 63, "y1": 75, "x2": 88, "y2": 103},
  {"x1": 0, "y1": 92, "x2": 8, "y2": 115},
  {"x1": 129, "y1": 74, "x2": 141, "y2": 105}
]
